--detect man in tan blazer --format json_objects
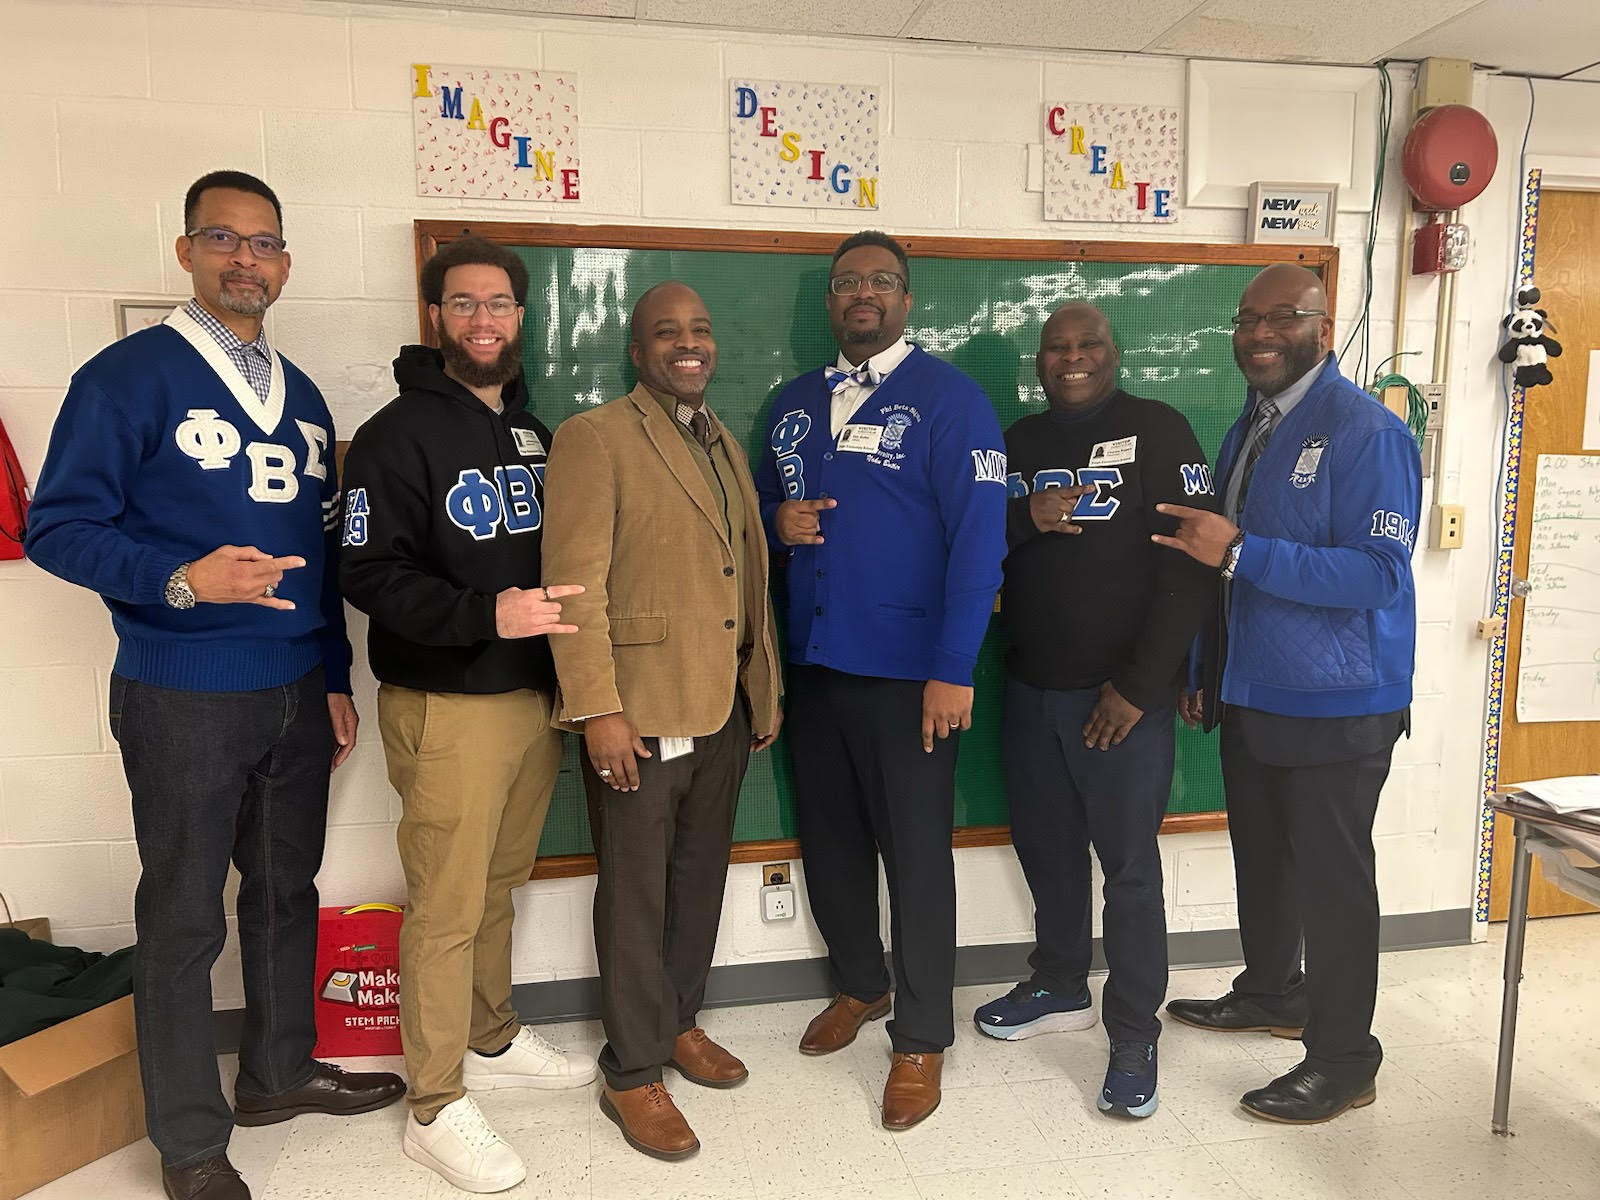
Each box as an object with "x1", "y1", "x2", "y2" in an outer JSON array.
[{"x1": 542, "y1": 280, "x2": 782, "y2": 1163}]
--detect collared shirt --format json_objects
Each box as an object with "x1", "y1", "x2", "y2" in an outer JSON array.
[
  {"x1": 648, "y1": 388, "x2": 750, "y2": 649},
  {"x1": 829, "y1": 336, "x2": 914, "y2": 438},
  {"x1": 183, "y1": 298, "x2": 272, "y2": 404},
  {"x1": 1222, "y1": 356, "x2": 1324, "y2": 521}
]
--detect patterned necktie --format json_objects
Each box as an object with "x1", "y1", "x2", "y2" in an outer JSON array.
[
  {"x1": 824, "y1": 362, "x2": 883, "y2": 394},
  {"x1": 1234, "y1": 396, "x2": 1280, "y2": 514},
  {"x1": 687, "y1": 408, "x2": 712, "y2": 452}
]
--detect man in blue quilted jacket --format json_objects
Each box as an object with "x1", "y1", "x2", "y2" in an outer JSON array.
[{"x1": 1151, "y1": 263, "x2": 1421, "y2": 1124}]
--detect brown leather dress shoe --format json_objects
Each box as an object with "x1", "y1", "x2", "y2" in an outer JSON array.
[
  {"x1": 881, "y1": 1052, "x2": 943, "y2": 1131},
  {"x1": 232, "y1": 1061, "x2": 406, "y2": 1126},
  {"x1": 162, "y1": 1154, "x2": 250, "y2": 1200},
  {"x1": 669, "y1": 1027, "x2": 748, "y2": 1087},
  {"x1": 798, "y1": 992, "x2": 891, "y2": 1056},
  {"x1": 599, "y1": 1082, "x2": 700, "y2": 1161}
]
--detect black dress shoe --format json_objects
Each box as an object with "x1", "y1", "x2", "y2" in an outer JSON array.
[
  {"x1": 1240, "y1": 1062, "x2": 1376, "y2": 1124},
  {"x1": 233, "y1": 1061, "x2": 406, "y2": 1126},
  {"x1": 162, "y1": 1154, "x2": 249, "y2": 1200},
  {"x1": 1165, "y1": 990, "x2": 1306, "y2": 1037}
]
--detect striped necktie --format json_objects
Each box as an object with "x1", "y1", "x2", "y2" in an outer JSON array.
[{"x1": 1234, "y1": 396, "x2": 1280, "y2": 515}]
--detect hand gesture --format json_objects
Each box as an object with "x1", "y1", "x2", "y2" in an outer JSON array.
[
  {"x1": 1151, "y1": 504, "x2": 1239, "y2": 569},
  {"x1": 776, "y1": 498, "x2": 837, "y2": 546},
  {"x1": 495, "y1": 584, "x2": 584, "y2": 638},
  {"x1": 187, "y1": 545, "x2": 305, "y2": 610},
  {"x1": 1028, "y1": 484, "x2": 1096, "y2": 534}
]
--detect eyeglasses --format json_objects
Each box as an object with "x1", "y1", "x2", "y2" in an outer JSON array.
[
  {"x1": 829, "y1": 271, "x2": 906, "y2": 296},
  {"x1": 440, "y1": 297, "x2": 520, "y2": 318},
  {"x1": 186, "y1": 227, "x2": 287, "y2": 260},
  {"x1": 1230, "y1": 308, "x2": 1326, "y2": 332}
]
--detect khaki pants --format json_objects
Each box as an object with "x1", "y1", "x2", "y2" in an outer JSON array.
[{"x1": 378, "y1": 684, "x2": 563, "y2": 1121}]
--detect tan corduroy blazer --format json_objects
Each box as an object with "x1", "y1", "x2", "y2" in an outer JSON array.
[{"x1": 541, "y1": 384, "x2": 781, "y2": 739}]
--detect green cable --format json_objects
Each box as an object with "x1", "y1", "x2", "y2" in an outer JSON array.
[{"x1": 1369, "y1": 371, "x2": 1429, "y2": 447}]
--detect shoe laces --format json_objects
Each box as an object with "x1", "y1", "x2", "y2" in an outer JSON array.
[
  {"x1": 1003, "y1": 982, "x2": 1051, "y2": 1004},
  {"x1": 187, "y1": 1157, "x2": 240, "y2": 1185},
  {"x1": 439, "y1": 1097, "x2": 505, "y2": 1153},
  {"x1": 519, "y1": 1027, "x2": 568, "y2": 1062},
  {"x1": 1108, "y1": 1041, "x2": 1154, "y2": 1076},
  {"x1": 641, "y1": 1082, "x2": 672, "y2": 1109}
]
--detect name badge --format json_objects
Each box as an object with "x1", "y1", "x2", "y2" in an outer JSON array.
[
  {"x1": 658, "y1": 737, "x2": 694, "y2": 761},
  {"x1": 838, "y1": 424, "x2": 884, "y2": 454},
  {"x1": 1088, "y1": 435, "x2": 1137, "y2": 467},
  {"x1": 511, "y1": 427, "x2": 545, "y2": 457}
]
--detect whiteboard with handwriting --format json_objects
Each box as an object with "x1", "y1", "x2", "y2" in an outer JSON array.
[{"x1": 1518, "y1": 454, "x2": 1600, "y2": 722}]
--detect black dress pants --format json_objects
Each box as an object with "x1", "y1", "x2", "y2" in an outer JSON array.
[
  {"x1": 786, "y1": 666, "x2": 957, "y2": 1055},
  {"x1": 584, "y1": 696, "x2": 750, "y2": 1091},
  {"x1": 1220, "y1": 708, "x2": 1403, "y2": 1084}
]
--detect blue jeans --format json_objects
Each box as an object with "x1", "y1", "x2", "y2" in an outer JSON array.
[
  {"x1": 110, "y1": 667, "x2": 333, "y2": 1167},
  {"x1": 1004, "y1": 678, "x2": 1173, "y2": 1044}
]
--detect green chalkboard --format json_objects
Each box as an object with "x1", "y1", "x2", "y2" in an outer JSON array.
[{"x1": 412, "y1": 224, "x2": 1336, "y2": 859}]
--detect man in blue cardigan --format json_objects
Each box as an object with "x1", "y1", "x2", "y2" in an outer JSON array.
[
  {"x1": 1153, "y1": 263, "x2": 1421, "y2": 1124},
  {"x1": 757, "y1": 231, "x2": 1008, "y2": 1131},
  {"x1": 25, "y1": 171, "x2": 402, "y2": 1200}
]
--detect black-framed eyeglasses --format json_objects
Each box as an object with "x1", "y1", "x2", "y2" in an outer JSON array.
[
  {"x1": 440, "y1": 297, "x2": 520, "y2": 318},
  {"x1": 829, "y1": 271, "x2": 906, "y2": 296},
  {"x1": 1230, "y1": 308, "x2": 1326, "y2": 332},
  {"x1": 186, "y1": 227, "x2": 287, "y2": 260}
]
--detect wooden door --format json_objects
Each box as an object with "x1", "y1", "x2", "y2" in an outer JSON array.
[{"x1": 1490, "y1": 187, "x2": 1600, "y2": 921}]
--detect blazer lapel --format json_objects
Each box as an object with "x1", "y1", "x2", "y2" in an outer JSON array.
[{"x1": 628, "y1": 385, "x2": 731, "y2": 550}]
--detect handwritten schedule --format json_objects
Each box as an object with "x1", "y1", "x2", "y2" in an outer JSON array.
[{"x1": 1518, "y1": 454, "x2": 1600, "y2": 723}]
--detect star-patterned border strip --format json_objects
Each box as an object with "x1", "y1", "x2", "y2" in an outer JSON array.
[{"x1": 1475, "y1": 166, "x2": 1541, "y2": 923}]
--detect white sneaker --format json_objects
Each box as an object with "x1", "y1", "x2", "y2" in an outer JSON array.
[
  {"x1": 462, "y1": 1026, "x2": 599, "y2": 1091},
  {"x1": 403, "y1": 1096, "x2": 526, "y2": 1194}
]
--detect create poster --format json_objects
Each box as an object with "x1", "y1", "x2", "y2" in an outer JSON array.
[
  {"x1": 730, "y1": 79, "x2": 880, "y2": 210},
  {"x1": 412, "y1": 63, "x2": 580, "y2": 202},
  {"x1": 1044, "y1": 104, "x2": 1180, "y2": 223}
]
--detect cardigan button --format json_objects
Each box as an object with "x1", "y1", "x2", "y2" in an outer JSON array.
[
  {"x1": 724, "y1": 619, "x2": 735, "y2": 630},
  {"x1": 723, "y1": 566, "x2": 734, "y2": 577}
]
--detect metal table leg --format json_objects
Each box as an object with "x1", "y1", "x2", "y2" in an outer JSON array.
[{"x1": 1492, "y1": 817, "x2": 1534, "y2": 1134}]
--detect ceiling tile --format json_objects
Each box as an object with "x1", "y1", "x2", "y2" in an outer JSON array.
[
  {"x1": 904, "y1": 0, "x2": 1206, "y2": 52},
  {"x1": 642, "y1": 0, "x2": 918, "y2": 38},
  {"x1": 1385, "y1": 0, "x2": 1600, "y2": 76},
  {"x1": 1153, "y1": 0, "x2": 1482, "y2": 64}
]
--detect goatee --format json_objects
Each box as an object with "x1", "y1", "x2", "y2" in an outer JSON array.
[{"x1": 440, "y1": 328, "x2": 524, "y2": 388}]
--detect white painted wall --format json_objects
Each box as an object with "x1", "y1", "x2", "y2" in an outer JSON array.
[{"x1": 0, "y1": 0, "x2": 1538, "y2": 1004}]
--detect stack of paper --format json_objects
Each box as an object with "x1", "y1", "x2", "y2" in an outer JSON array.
[{"x1": 1510, "y1": 776, "x2": 1600, "y2": 815}]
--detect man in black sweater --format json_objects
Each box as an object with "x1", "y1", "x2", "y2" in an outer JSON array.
[
  {"x1": 340, "y1": 237, "x2": 597, "y2": 1194},
  {"x1": 974, "y1": 302, "x2": 1216, "y2": 1120}
]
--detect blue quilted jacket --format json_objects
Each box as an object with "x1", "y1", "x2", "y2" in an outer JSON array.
[{"x1": 1213, "y1": 355, "x2": 1422, "y2": 718}]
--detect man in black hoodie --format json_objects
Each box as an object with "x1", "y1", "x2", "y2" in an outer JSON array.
[{"x1": 340, "y1": 237, "x2": 596, "y2": 1195}]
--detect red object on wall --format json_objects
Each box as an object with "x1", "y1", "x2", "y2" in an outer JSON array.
[
  {"x1": 312, "y1": 904, "x2": 405, "y2": 1057},
  {"x1": 1412, "y1": 218, "x2": 1471, "y2": 275},
  {"x1": 0, "y1": 418, "x2": 29, "y2": 561},
  {"x1": 1402, "y1": 104, "x2": 1498, "y2": 212}
]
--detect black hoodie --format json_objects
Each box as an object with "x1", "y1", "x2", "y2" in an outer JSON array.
[{"x1": 339, "y1": 345, "x2": 557, "y2": 694}]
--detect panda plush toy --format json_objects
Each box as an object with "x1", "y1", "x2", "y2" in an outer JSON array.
[{"x1": 1498, "y1": 284, "x2": 1563, "y2": 388}]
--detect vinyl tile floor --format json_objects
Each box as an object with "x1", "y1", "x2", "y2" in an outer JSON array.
[{"x1": 28, "y1": 914, "x2": 1600, "y2": 1200}]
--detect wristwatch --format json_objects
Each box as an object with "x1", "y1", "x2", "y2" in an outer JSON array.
[
  {"x1": 1219, "y1": 532, "x2": 1246, "y2": 581},
  {"x1": 165, "y1": 562, "x2": 197, "y2": 609}
]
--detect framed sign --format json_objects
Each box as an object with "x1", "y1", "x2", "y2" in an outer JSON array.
[
  {"x1": 115, "y1": 299, "x2": 183, "y2": 339},
  {"x1": 1246, "y1": 181, "x2": 1339, "y2": 244}
]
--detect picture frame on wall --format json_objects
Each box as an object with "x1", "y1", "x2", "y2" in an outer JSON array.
[
  {"x1": 115, "y1": 299, "x2": 184, "y2": 339},
  {"x1": 1245, "y1": 181, "x2": 1339, "y2": 245}
]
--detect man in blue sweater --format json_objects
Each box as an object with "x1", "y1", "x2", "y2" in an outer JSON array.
[
  {"x1": 1153, "y1": 263, "x2": 1421, "y2": 1124},
  {"x1": 757, "y1": 231, "x2": 1008, "y2": 1131},
  {"x1": 25, "y1": 171, "x2": 402, "y2": 1200}
]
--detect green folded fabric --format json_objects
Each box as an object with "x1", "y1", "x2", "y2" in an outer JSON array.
[{"x1": 0, "y1": 927, "x2": 135, "y2": 1047}]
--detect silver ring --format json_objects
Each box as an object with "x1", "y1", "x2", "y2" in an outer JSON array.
[
  {"x1": 598, "y1": 768, "x2": 613, "y2": 778},
  {"x1": 263, "y1": 582, "x2": 277, "y2": 598},
  {"x1": 541, "y1": 586, "x2": 551, "y2": 602}
]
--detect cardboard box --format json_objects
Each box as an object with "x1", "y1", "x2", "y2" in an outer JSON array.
[
  {"x1": 0, "y1": 916, "x2": 50, "y2": 942},
  {"x1": 0, "y1": 994, "x2": 146, "y2": 1200}
]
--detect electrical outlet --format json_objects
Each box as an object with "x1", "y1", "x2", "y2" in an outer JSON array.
[
  {"x1": 1431, "y1": 503, "x2": 1465, "y2": 550},
  {"x1": 761, "y1": 861, "x2": 791, "y2": 886},
  {"x1": 761, "y1": 883, "x2": 796, "y2": 922},
  {"x1": 1422, "y1": 383, "x2": 1445, "y2": 430}
]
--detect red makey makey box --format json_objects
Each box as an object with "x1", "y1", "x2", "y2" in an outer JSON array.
[{"x1": 313, "y1": 903, "x2": 404, "y2": 1057}]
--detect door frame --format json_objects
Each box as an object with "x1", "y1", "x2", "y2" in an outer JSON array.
[{"x1": 1475, "y1": 154, "x2": 1600, "y2": 929}]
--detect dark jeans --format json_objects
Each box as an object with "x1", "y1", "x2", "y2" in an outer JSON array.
[
  {"x1": 1004, "y1": 678, "x2": 1171, "y2": 1044},
  {"x1": 110, "y1": 667, "x2": 333, "y2": 1167},
  {"x1": 1220, "y1": 710, "x2": 1401, "y2": 1084},
  {"x1": 786, "y1": 666, "x2": 958, "y2": 1055},
  {"x1": 583, "y1": 696, "x2": 751, "y2": 1091}
]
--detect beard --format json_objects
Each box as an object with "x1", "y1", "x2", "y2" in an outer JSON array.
[
  {"x1": 840, "y1": 302, "x2": 886, "y2": 346},
  {"x1": 439, "y1": 326, "x2": 524, "y2": 388},
  {"x1": 1236, "y1": 333, "x2": 1323, "y2": 397},
  {"x1": 216, "y1": 272, "x2": 272, "y2": 316}
]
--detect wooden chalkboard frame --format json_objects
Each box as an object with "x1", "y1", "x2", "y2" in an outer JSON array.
[{"x1": 407, "y1": 220, "x2": 1339, "y2": 878}]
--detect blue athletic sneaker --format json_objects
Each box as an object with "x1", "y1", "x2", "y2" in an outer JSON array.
[
  {"x1": 973, "y1": 982, "x2": 1096, "y2": 1040},
  {"x1": 1098, "y1": 1040, "x2": 1158, "y2": 1117}
]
